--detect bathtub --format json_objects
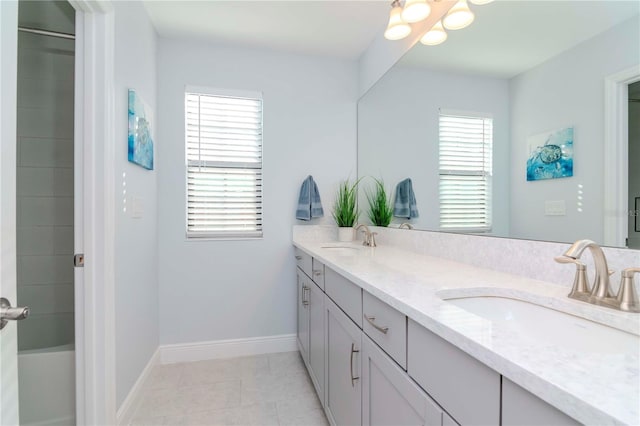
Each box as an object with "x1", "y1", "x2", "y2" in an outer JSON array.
[{"x1": 18, "y1": 344, "x2": 75, "y2": 426}]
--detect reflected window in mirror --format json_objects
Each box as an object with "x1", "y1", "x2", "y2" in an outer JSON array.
[{"x1": 439, "y1": 110, "x2": 493, "y2": 233}]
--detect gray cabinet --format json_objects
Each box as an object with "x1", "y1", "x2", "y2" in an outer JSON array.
[
  {"x1": 295, "y1": 248, "x2": 313, "y2": 277},
  {"x1": 325, "y1": 296, "x2": 362, "y2": 426},
  {"x1": 297, "y1": 264, "x2": 325, "y2": 405},
  {"x1": 502, "y1": 378, "x2": 579, "y2": 426},
  {"x1": 362, "y1": 334, "x2": 444, "y2": 426},
  {"x1": 325, "y1": 267, "x2": 363, "y2": 327},
  {"x1": 308, "y1": 279, "x2": 325, "y2": 403},
  {"x1": 297, "y1": 269, "x2": 310, "y2": 361},
  {"x1": 408, "y1": 320, "x2": 500, "y2": 426},
  {"x1": 363, "y1": 291, "x2": 407, "y2": 370}
]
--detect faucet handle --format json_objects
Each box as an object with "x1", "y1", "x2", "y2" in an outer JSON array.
[
  {"x1": 616, "y1": 268, "x2": 640, "y2": 312},
  {"x1": 555, "y1": 256, "x2": 590, "y2": 295},
  {"x1": 359, "y1": 229, "x2": 369, "y2": 246},
  {"x1": 369, "y1": 232, "x2": 378, "y2": 248}
]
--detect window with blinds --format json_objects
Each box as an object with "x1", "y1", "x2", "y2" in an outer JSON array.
[
  {"x1": 439, "y1": 110, "x2": 493, "y2": 233},
  {"x1": 185, "y1": 88, "x2": 263, "y2": 238}
]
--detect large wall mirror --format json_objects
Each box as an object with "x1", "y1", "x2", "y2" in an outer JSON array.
[{"x1": 358, "y1": 1, "x2": 639, "y2": 248}]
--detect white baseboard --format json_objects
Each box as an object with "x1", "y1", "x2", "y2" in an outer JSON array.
[
  {"x1": 116, "y1": 348, "x2": 160, "y2": 426},
  {"x1": 159, "y1": 333, "x2": 298, "y2": 364}
]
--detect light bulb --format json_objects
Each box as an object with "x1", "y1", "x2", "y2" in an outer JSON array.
[
  {"x1": 402, "y1": 0, "x2": 431, "y2": 23},
  {"x1": 420, "y1": 20, "x2": 447, "y2": 46},
  {"x1": 469, "y1": 0, "x2": 493, "y2": 4},
  {"x1": 443, "y1": 0, "x2": 475, "y2": 30},
  {"x1": 384, "y1": 1, "x2": 411, "y2": 41}
]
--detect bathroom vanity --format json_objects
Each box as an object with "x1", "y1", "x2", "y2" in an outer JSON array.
[{"x1": 293, "y1": 227, "x2": 640, "y2": 426}]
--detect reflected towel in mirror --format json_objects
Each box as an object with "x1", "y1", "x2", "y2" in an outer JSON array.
[{"x1": 394, "y1": 178, "x2": 419, "y2": 219}]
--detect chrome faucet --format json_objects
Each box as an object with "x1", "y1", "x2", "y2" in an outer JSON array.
[
  {"x1": 555, "y1": 239, "x2": 640, "y2": 312},
  {"x1": 355, "y1": 224, "x2": 377, "y2": 247},
  {"x1": 399, "y1": 222, "x2": 414, "y2": 230},
  {"x1": 560, "y1": 239, "x2": 613, "y2": 299}
]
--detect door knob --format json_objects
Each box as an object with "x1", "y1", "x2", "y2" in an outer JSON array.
[{"x1": 0, "y1": 297, "x2": 30, "y2": 330}]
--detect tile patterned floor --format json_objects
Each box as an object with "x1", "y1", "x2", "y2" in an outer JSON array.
[{"x1": 130, "y1": 351, "x2": 329, "y2": 426}]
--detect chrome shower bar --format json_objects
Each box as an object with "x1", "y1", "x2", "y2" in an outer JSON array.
[{"x1": 18, "y1": 26, "x2": 75, "y2": 40}]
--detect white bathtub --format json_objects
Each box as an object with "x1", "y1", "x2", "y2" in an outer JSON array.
[{"x1": 18, "y1": 344, "x2": 75, "y2": 426}]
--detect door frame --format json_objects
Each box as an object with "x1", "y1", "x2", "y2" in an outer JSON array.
[
  {"x1": 68, "y1": 0, "x2": 117, "y2": 424},
  {"x1": 604, "y1": 65, "x2": 640, "y2": 247}
]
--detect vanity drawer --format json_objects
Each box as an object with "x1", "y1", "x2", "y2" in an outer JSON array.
[
  {"x1": 295, "y1": 248, "x2": 313, "y2": 278},
  {"x1": 363, "y1": 291, "x2": 407, "y2": 369},
  {"x1": 325, "y1": 267, "x2": 362, "y2": 328},
  {"x1": 311, "y1": 258, "x2": 325, "y2": 290},
  {"x1": 502, "y1": 378, "x2": 579, "y2": 425},
  {"x1": 408, "y1": 320, "x2": 500, "y2": 426}
]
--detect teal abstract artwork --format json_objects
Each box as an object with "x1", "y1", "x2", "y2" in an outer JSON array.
[
  {"x1": 128, "y1": 89, "x2": 154, "y2": 170},
  {"x1": 526, "y1": 127, "x2": 573, "y2": 181}
]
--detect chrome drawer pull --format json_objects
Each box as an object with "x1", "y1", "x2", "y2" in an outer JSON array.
[
  {"x1": 350, "y1": 343, "x2": 360, "y2": 386},
  {"x1": 365, "y1": 315, "x2": 389, "y2": 334},
  {"x1": 313, "y1": 269, "x2": 322, "y2": 276},
  {"x1": 302, "y1": 285, "x2": 309, "y2": 306},
  {"x1": 295, "y1": 255, "x2": 302, "y2": 260}
]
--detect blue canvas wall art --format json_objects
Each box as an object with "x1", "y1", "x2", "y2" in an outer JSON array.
[
  {"x1": 526, "y1": 127, "x2": 573, "y2": 181},
  {"x1": 128, "y1": 89, "x2": 154, "y2": 170}
]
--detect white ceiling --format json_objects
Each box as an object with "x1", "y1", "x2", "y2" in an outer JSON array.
[
  {"x1": 143, "y1": 1, "x2": 639, "y2": 73},
  {"x1": 143, "y1": 0, "x2": 390, "y2": 59},
  {"x1": 401, "y1": 1, "x2": 640, "y2": 78}
]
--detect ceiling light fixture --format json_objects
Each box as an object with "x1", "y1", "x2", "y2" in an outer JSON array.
[
  {"x1": 443, "y1": 0, "x2": 475, "y2": 30},
  {"x1": 469, "y1": 0, "x2": 494, "y2": 4},
  {"x1": 401, "y1": 0, "x2": 431, "y2": 24},
  {"x1": 420, "y1": 20, "x2": 447, "y2": 46},
  {"x1": 384, "y1": 0, "x2": 411, "y2": 40}
]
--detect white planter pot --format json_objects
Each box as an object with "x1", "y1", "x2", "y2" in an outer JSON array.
[{"x1": 338, "y1": 227, "x2": 354, "y2": 242}]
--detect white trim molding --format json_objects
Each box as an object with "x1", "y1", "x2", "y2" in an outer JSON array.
[
  {"x1": 604, "y1": 65, "x2": 640, "y2": 247},
  {"x1": 159, "y1": 334, "x2": 298, "y2": 365},
  {"x1": 116, "y1": 349, "x2": 160, "y2": 426},
  {"x1": 68, "y1": 1, "x2": 117, "y2": 425}
]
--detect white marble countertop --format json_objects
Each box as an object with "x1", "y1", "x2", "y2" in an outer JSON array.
[{"x1": 293, "y1": 237, "x2": 640, "y2": 425}]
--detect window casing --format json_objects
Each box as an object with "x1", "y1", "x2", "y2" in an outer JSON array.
[
  {"x1": 185, "y1": 87, "x2": 263, "y2": 239},
  {"x1": 438, "y1": 110, "x2": 493, "y2": 233}
]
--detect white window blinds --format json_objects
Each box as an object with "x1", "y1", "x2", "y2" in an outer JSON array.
[
  {"x1": 185, "y1": 88, "x2": 263, "y2": 238},
  {"x1": 439, "y1": 110, "x2": 493, "y2": 232}
]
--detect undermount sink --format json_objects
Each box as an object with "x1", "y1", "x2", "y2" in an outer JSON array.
[
  {"x1": 320, "y1": 245, "x2": 361, "y2": 256},
  {"x1": 443, "y1": 296, "x2": 639, "y2": 354}
]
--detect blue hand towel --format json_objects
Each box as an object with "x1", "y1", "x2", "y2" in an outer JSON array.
[
  {"x1": 296, "y1": 175, "x2": 324, "y2": 221},
  {"x1": 393, "y1": 178, "x2": 419, "y2": 219}
]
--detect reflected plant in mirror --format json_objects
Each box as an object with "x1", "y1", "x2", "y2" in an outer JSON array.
[
  {"x1": 366, "y1": 178, "x2": 394, "y2": 227},
  {"x1": 358, "y1": 0, "x2": 640, "y2": 248}
]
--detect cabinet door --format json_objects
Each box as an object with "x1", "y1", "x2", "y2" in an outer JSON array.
[
  {"x1": 308, "y1": 280, "x2": 325, "y2": 403},
  {"x1": 408, "y1": 320, "x2": 500, "y2": 426},
  {"x1": 297, "y1": 269, "x2": 310, "y2": 362},
  {"x1": 362, "y1": 335, "x2": 443, "y2": 426},
  {"x1": 502, "y1": 378, "x2": 579, "y2": 426},
  {"x1": 325, "y1": 296, "x2": 362, "y2": 426}
]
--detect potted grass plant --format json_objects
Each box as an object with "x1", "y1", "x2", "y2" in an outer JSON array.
[
  {"x1": 366, "y1": 178, "x2": 393, "y2": 227},
  {"x1": 332, "y1": 179, "x2": 361, "y2": 242}
]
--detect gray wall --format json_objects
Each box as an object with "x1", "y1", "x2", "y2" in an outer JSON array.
[
  {"x1": 157, "y1": 39, "x2": 358, "y2": 345},
  {"x1": 16, "y1": 0, "x2": 75, "y2": 352},
  {"x1": 358, "y1": 66, "x2": 510, "y2": 235},
  {"x1": 509, "y1": 16, "x2": 640, "y2": 243},
  {"x1": 112, "y1": 1, "x2": 159, "y2": 408}
]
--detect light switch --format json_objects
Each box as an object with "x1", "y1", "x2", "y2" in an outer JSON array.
[
  {"x1": 545, "y1": 200, "x2": 566, "y2": 216},
  {"x1": 131, "y1": 195, "x2": 143, "y2": 218}
]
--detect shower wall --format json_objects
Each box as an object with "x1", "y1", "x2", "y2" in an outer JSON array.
[{"x1": 16, "y1": 1, "x2": 75, "y2": 351}]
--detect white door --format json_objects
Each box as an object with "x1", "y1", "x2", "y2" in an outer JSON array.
[{"x1": 1, "y1": 1, "x2": 21, "y2": 425}]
